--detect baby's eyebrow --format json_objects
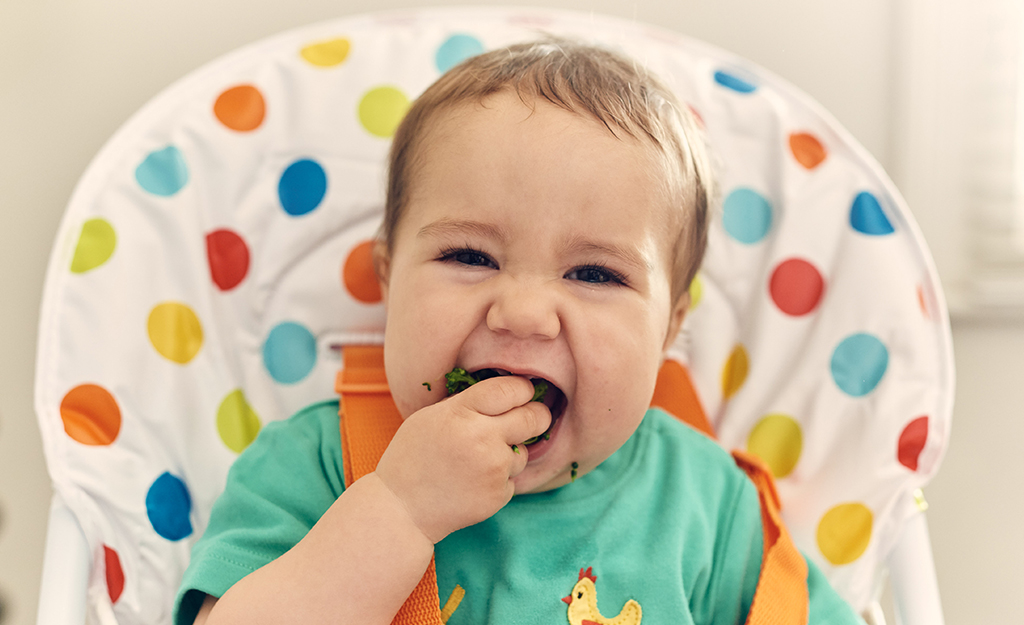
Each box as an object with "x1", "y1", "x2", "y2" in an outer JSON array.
[
  {"x1": 418, "y1": 218, "x2": 510, "y2": 243},
  {"x1": 560, "y1": 237, "x2": 653, "y2": 274}
]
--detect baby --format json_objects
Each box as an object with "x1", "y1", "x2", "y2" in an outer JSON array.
[{"x1": 176, "y1": 39, "x2": 863, "y2": 625}]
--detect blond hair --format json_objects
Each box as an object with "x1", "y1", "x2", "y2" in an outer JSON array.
[{"x1": 382, "y1": 38, "x2": 715, "y2": 303}]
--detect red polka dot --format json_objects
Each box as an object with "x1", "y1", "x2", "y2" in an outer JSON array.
[
  {"x1": 769, "y1": 258, "x2": 825, "y2": 316},
  {"x1": 898, "y1": 416, "x2": 929, "y2": 471},
  {"x1": 789, "y1": 132, "x2": 827, "y2": 169},
  {"x1": 60, "y1": 384, "x2": 121, "y2": 446},
  {"x1": 214, "y1": 85, "x2": 265, "y2": 131},
  {"x1": 104, "y1": 545, "x2": 125, "y2": 603},
  {"x1": 206, "y1": 229, "x2": 250, "y2": 291},
  {"x1": 343, "y1": 240, "x2": 382, "y2": 304}
]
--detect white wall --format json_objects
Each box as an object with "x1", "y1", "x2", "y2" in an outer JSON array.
[{"x1": 0, "y1": 0, "x2": 1012, "y2": 624}]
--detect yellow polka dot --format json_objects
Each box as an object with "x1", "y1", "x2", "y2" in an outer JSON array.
[
  {"x1": 817, "y1": 503, "x2": 873, "y2": 565},
  {"x1": 688, "y1": 275, "x2": 703, "y2": 310},
  {"x1": 746, "y1": 414, "x2": 803, "y2": 478},
  {"x1": 70, "y1": 218, "x2": 116, "y2": 273},
  {"x1": 216, "y1": 389, "x2": 261, "y2": 453},
  {"x1": 721, "y1": 344, "x2": 749, "y2": 399},
  {"x1": 358, "y1": 86, "x2": 410, "y2": 138},
  {"x1": 147, "y1": 302, "x2": 203, "y2": 364},
  {"x1": 300, "y1": 37, "x2": 351, "y2": 67}
]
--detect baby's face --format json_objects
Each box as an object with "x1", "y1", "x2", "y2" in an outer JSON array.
[{"x1": 379, "y1": 92, "x2": 688, "y2": 494}]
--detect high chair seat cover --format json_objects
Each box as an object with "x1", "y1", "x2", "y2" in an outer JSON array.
[{"x1": 35, "y1": 7, "x2": 953, "y2": 624}]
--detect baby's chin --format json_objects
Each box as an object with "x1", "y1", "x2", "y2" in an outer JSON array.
[{"x1": 511, "y1": 462, "x2": 577, "y2": 495}]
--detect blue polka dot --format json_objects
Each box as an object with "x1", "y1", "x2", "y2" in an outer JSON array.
[
  {"x1": 831, "y1": 333, "x2": 889, "y2": 397},
  {"x1": 723, "y1": 188, "x2": 773, "y2": 244},
  {"x1": 145, "y1": 472, "x2": 192, "y2": 541},
  {"x1": 436, "y1": 34, "x2": 485, "y2": 73},
  {"x1": 135, "y1": 146, "x2": 189, "y2": 196},
  {"x1": 278, "y1": 159, "x2": 327, "y2": 216},
  {"x1": 263, "y1": 321, "x2": 317, "y2": 384},
  {"x1": 850, "y1": 191, "x2": 895, "y2": 235},
  {"x1": 714, "y1": 70, "x2": 758, "y2": 94}
]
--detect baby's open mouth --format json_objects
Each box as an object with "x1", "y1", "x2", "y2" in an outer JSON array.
[{"x1": 466, "y1": 368, "x2": 567, "y2": 445}]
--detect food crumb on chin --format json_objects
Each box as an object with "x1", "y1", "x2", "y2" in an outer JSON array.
[{"x1": 570, "y1": 461, "x2": 579, "y2": 482}]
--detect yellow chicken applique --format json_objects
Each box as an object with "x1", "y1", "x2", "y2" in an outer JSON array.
[{"x1": 562, "y1": 567, "x2": 642, "y2": 625}]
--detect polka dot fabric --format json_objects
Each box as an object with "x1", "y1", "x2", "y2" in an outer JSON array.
[{"x1": 35, "y1": 8, "x2": 953, "y2": 623}]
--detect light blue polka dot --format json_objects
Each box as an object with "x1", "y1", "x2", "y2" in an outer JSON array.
[
  {"x1": 278, "y1": 159, "x2": 327, "y2": 216},
  {"x1": 723, "y1": 188, "x2": 773, "y2": 244},
  {"x1": 436, "y1": 34, "x2": 485, "y2": 73},
  {"x1": 850, "y1": 191, "x2": 895, "y2": 235},
  {"x1": 145, "y1": 472, "x2": 192, "y2": 541},
  {"x1": 831, "y1": 333, "x2": 889, "y2": 397},
  {"x1": 135, "y1": 146, "x2": 189, "y2": 196},
  {"x1": 263, "y1": 321, "x2": 317, "y2": 384},
  {"x1": 714, "y1": 70, "x2": 758, "y2": 94}
]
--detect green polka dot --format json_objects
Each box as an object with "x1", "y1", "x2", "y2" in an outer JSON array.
[
  {"x1": 70, "y1": 218, "x2": 116, "y2": 273},
  {"x1": 216, "y1": 389, "x2": 261, "y2": 453},
  {"x1": 747, "y1": 414, "x2": 803, "y2": 478},
  {"x1": 358, "y1": 86, "x2": 410, "y2": 138}
]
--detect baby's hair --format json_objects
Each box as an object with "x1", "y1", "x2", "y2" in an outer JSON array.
[{"x1": 381, "y1": 37, "x2": 716, "y2": 303}]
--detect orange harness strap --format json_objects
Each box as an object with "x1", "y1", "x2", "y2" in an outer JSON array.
[
  {"x1": 337, "y1": 345, "x2": 807, "y2": 625},
  {"x1": 335, "y1": 346, "x2": 442, "y2": 625}
]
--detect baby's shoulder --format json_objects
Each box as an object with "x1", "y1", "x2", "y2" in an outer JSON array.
[
  {"x1": 228, "y1": 399, "x2": 344, "y2": 485},
  {"x1": 638, "y1": 408, "x2": 757, "y2": 508}
]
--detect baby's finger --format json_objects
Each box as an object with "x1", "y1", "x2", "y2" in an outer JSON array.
[
  {"x1": 508, "y1": 441, "x2": 530, "y2": 477},
  {"x1": 456, "y1": 375, "x2": 537, "y2": 416},
  {"x1": 500, "y1": 400, "x2": 552, "y2": 447}
]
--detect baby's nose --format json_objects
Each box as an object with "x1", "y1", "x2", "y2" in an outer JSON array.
[{"x1": 485, "y1": 279, "x2": 561, "y2": 340}]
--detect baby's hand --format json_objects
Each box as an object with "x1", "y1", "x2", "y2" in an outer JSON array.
[{"x1": 373, "y1": 375, "x2": 551, "y2": 543}]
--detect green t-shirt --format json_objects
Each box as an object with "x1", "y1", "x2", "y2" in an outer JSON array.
[{"x1": 175, "y1": 400, "x2": 862, "y2": 625}]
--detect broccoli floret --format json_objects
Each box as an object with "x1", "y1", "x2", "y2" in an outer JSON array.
[
  {"x1": 444, "y1": 367, "x2": 479, "y2": 395},
  {"x1": 443, "y1": 368, "x2": 550, "y2": 403},
  {"x1": 531, "y1": 380, "x2": 548, "y2": 402}
]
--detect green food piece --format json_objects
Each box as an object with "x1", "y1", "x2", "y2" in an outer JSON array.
[
  {"x1": 422, "y1": 382, "x2": 431, "y2": 391},
  {"x1": 512, "y1": 445, "x2": 520, "y2": 454},
  {"x1": 444, "y1": 367, "x2": 479, "y2": 395},
  {"x1": 444, "y1": 368, "x2": 550, "y2": 402},
  {"x1": 531, "y1": 380, "x2": 549, "y2": 402},
  {"x1": 571, "y1": 461, "x2": 579, "y2": 482}
]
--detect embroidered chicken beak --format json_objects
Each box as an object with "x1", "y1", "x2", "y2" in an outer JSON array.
[{"x1": 562, "y1": 595, "x2": 573, "y2": 605}]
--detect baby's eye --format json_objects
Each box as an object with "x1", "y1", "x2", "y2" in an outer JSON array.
[
  {"x1": 439, "y1": 248, "x2": 497, "y2": 269},
  {"x1": 565, "y1": 265, "x2": 626, "y2": 285}
]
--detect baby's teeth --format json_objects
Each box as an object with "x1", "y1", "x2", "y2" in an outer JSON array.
[{"x1": 495, "y1": 369, "x2": 512, "y2": 376}]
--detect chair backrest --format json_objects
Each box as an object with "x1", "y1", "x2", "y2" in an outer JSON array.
[{"x1": 35, "y1": 7, "x2": 953, "y2": 624}]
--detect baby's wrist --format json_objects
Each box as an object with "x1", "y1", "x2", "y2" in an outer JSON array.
[{"x1": 363, "y1": 471, "x2": 446, "y2": 545}]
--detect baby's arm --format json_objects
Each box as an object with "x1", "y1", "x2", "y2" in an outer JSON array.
[
  {"x1": 194, "y1": 470, "x2": 435, "y2": 625},
  {"x1": 192, "y1": 375, "x2": 550, "y2": 625}
]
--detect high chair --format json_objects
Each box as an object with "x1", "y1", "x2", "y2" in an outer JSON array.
[{"x1": 35, "y1": 7, "x2": 952, "y2": 625}]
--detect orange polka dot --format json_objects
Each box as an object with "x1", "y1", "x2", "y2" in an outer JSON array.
[
  {"x1": 60, "y1": 384, "x2": 121, "y2": 446},
  {"x1": 817, "y1": 502, "x2": 873, "y2": 565},
  {"x1": 214, "y1": 85, "x2": 266, "y2": 132},
  {"x1": 721, "y1": 344, "x2": 749, "y2": 399},
  {"x1": 343, "y1": 240, "x2": 382, "y2": 304},
  {"x1": 789, "y1": 132, "x2": 827, "y2": 169}
]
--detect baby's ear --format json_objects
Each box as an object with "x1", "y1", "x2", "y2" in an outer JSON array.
[
  {"x1": 662, "y1": 292, "x2": 690, "y2": 353},
  {"x1": 372, "y1": 241, "x2": 391, "y2": 302}
]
